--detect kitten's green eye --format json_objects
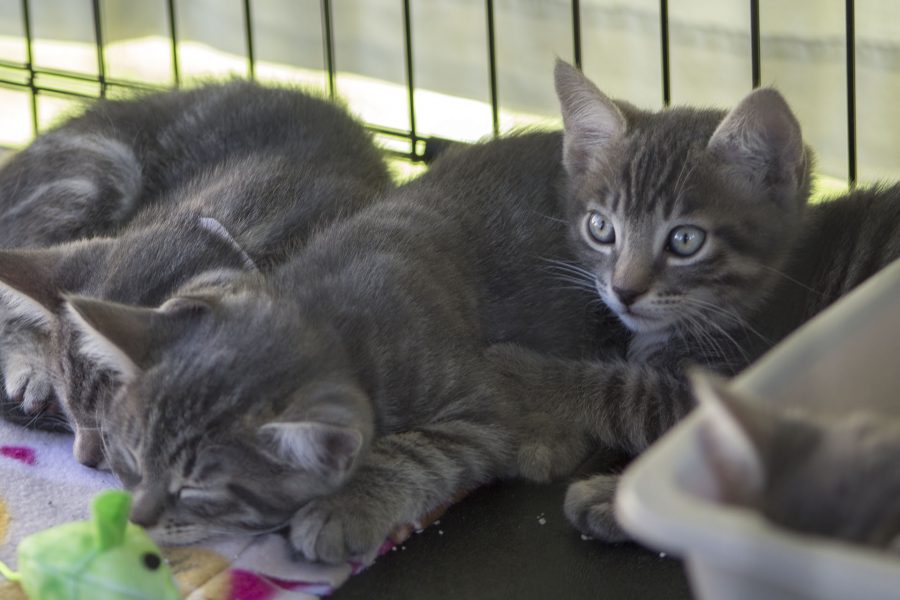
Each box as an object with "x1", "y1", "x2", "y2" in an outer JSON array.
[
  {"x1": 667, "y1": 225, "x2": 706, "y2": 257},
  {"x1": 586, "y1": 211, "x2": 616, "y2": 245}
]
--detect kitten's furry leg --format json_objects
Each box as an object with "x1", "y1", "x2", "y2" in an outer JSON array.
[
  {"x1": 489, "y1": 343, "x2": 696, "y2": 455},
  {"x1": 290, "y1": 418, "x2": 513, "y2": 564},
  {"x1": 513, "y1": 410, "x2": 594, "y2": 482},
  {"x1": 564, "y1": 474, "x2": 630, "y2": 542}
]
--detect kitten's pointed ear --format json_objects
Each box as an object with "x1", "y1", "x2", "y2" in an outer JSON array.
[
  {"x1": 172, "y1": 268, "x2": 251, "y2": 298},
  {"x1": 64, "y1": 295, "x2": 211, "y2": 381},
  {"x1": 691, "y1": 369, "x2": 773, "y2": 501},
  {"x1": 198, "y1": 217, "x2": 258, "y2": 272},
  {"x1": 554, "y1": 59, "x2": 626, "y2": 177},
  {"x1": 260, "y1": 421, "x2": 363, "y2": 481},
  {"x1": 0, "y1": 248, "x2": 67, "y2": 326},
  {"x1": 707, "y1": 88, "x2": 808, "y2": 208}
]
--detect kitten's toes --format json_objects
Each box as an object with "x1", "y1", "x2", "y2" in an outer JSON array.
[
  {"x1": 517, "y1": 443, "x2": 556, "y2": 482},
  {"x1": 517, "y1": 438, "x2": 588, "y2": 482},
  {"x1": 5, "y1": 366, "x2": 56, "y2": 414},
  {"x1": 290, "y1": 497, "x2": 384, "y2": 564},
  {"x1": 22, "y1": 373, "x2": 56, "y2": 415},
  {"x1": 564, "y1": 476, "x2": 631, "y2": 542}
]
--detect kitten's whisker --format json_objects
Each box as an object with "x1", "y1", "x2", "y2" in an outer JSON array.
[
  {"x1": 541, "y1": 260, "x2": 601, "y2": 296},
  {"x1": 699, "y1": 315, "x2": 752, "y2": 365},
  {"x1": 540, "y1": 258, "x2": 597, "y2": 281},
  {"x1": 672, "y1": 158, "x2": 700, "y2": 207},
  {"x1": 550, "y1": 274, "x2": 598, "y2": 288},
  {"x1": 528, "y1": 210, "x2": 569, "y2": 226},
  {"x1": 682, "y1": 297, "x2": 773, "y2": 345},
  {"x1": 22, "y1": 406, "x2": 69, "y2": 431},
  {"x1": 759, "y1": 265, "x2": 825, "y2": 297},
  {"x1": 553, "y1": 285, "x2": 600, "y2": 294},
  {"x1": 674, "y1": 314, "x2": 709, "y2": 365},
  {"x1": 680, "y1": 311, "x2": 729, "y2": 366},
  {"x1": 680, "y1": 314, "x2": 719, "y2": 366},
  {"x1": 671, "y1": 156, "x2": 692, "y2": 202}
]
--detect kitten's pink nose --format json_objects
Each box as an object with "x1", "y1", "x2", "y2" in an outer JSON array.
[
  {"x1": 131, "y1": 488, "x2": 167, "y2": 527},
  {"x1": 613, "y1": 287, "x2": 644, "y2": 307},
  {"x1": 73, "y1": 430, "x2": 104, "y2": 468}
]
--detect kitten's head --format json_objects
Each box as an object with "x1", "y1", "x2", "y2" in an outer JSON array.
[
  {"x1": 0, "y1": 217, "x2": 260, "y2": 468},
  {"x1": 555, "y1": 61, "x2": 811, "y2": 339},
  {"x1": 694, "y1": 371, "x2": 900, "y2": 551},
  {"x1": 64, "y1": 271, "x2": 374, "y2": 544},
  {"x1": 0, "y1": 239, "x2": 115, "y2": 461}
]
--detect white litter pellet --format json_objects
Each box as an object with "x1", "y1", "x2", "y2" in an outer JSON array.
[
  {"x1": 580, "y1": 534, "x2": 593, "y2": 541},
  {"x1": 438, "y1": 530, "x2": 444, "y2": 535},
  {"x1": 659, "y1": 552, "x2": 667, "y2": 558},
  {"x1": 538, "y1": 517, "x2": 547, "y2": 525}
]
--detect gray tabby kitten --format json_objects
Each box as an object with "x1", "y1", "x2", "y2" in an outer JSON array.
[
  {"x1": 59, "y1": 132, "x2": 614, "y2": 563},
  {"x1": 489, "y1": 61, "x2": 900, "y2": 540},
  {"x1": 0, "y1": 82, "x2": 391, "y2": 465},
  {"x1": 0, "y1": 89, "x2": 202, "y2": 425},
  {"x1": 694, "y1": 371, "x2": 900, "y2": 551}
]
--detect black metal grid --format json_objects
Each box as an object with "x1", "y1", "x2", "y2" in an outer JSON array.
[{"x1": 0, "y1": 0, "x2": 861, "y2": 182}]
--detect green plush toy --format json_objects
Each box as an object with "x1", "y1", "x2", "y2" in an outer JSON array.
[{"x1": 0, "y1": 490, "x2": 181, "y2": 600}]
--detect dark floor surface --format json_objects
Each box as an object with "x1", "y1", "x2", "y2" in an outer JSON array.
[{"x1": 333, "y1": 479, "x2": 694, "y2": 600}]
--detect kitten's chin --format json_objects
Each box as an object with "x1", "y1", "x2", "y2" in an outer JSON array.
[{"x1": 615, "y1": 311, "x2": 671, "y2": 335}]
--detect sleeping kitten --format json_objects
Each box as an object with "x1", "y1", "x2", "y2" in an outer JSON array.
[
  {"x1": 0, "y1": 82, "x2": 392, "y2": 465},
  {"x1": 489, "y1": 61, "x2": 900, "y2": 540},
  {"x1": 60, "y1": 132, "x2": 616, "y2": 563},
  {"x1": 694, "y1": 371, "x2": 900, "y2": 551},
  {"x1": 0, "y1": 91, "x2": 176, "y2": 427}
]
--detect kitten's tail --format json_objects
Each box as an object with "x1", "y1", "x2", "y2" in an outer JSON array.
[{"x1": 0, "y1": 559, "x2": 21, "y2": 582}]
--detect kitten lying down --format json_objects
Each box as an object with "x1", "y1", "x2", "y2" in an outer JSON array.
[{"x1": 694, "y1": 370, "x2": 900, "y2": 553}]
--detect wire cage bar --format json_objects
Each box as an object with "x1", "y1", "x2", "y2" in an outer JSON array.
[
  {"x1": 0, "y1": 0, "x2": 863, "y2": 180},
  {"x1": 90, "y1": 0, "x2": 106, "y2": 96},
  {"x1": 845, "y1": 0, "x2": 857, "y2": 186},
  {"x1": 750, "y1": 0, "x2": 760, "y2": 89},
  {"x1": 659, "y1": 0, "x2": 670, "y2": 107}
]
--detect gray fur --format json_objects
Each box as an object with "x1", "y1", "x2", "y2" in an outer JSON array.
[
  {"x1": 696, "y1": 372, "x2": 900, "y2": 551},
  {"x1": 489, "y1": 62, "x2": 900, "y2": 540},
  {"x1": 0, "y1": 82, "x2": 392, "y2": 465},
  {"x1": 73, "y1": 132, "x2": 616, "y2": 562}
]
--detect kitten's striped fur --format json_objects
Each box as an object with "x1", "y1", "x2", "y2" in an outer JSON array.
[
  {"x1": 0, "y1": 82, "x2": 392, "y2": 465},
  {"x1": 70, "y1": 133, "x2": 616, "y2": 563},
  {"x1": 490, "y1": 61, "x2": 900, "y2": 540}
]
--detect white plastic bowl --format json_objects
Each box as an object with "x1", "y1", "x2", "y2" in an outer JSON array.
[{"x1": 617, "y1": 258, "x2": 900, "y2": 600}]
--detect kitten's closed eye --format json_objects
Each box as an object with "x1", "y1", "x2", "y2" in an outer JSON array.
[{"x1": 178, "y1": 487, "x2": 213, "y2": 503}]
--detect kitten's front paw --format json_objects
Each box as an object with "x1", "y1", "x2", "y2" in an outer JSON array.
[
  {"x1": 515, "y1": 414, "x2": 591, "y2": 482},
  {"x1": 4, "y1": 361, "x2": 57, "y2": 415},
  {"x1": 564, "y1": 475, "x2": 630, "y2": 542},
  {"x1": 290, "y1": 494, "x2": 389, "y2": 564}
]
